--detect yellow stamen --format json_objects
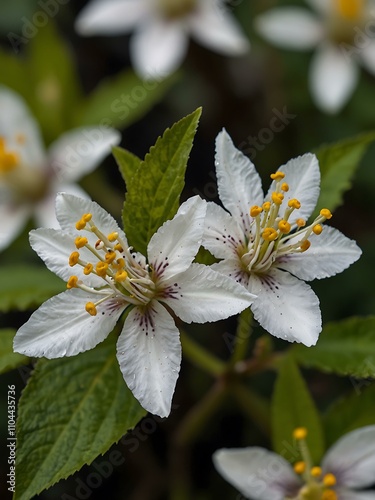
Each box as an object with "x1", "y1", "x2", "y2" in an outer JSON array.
[
  {"x1": 83, "y1": 263, "x2": 93, "y2": 275},
  {"x1": 85, "y1": 302, "x2": 97, "y2": 316},
  {"x1": 75, "y1": 236, "x2": 88, "y2": 249},
  {"x1": 271, "y1": 192, "x2": 284, "y2": 205},
  {"x1": 293, "y1": 461, "x2": 306, "y2": 474},
  {"x1": 75, "y1": 213, "x2": 92, "y2": 230},
  {"x1": 320, "y1": 208, "x2": 332, "y2": 219},
  {"x1": 262, "y1": 227, "x2": 278, "y2": 241},
  {"x1": 323, "y1": 473, "x2": 337, "y2": 487},
  {"x1": 0, "y1": 137, "x2": 19, "y2": 173},
  {"x1": 113, "y1": 258, "x2": 125, "y2": 270},
  {"x1": 108, "y1": 232, "x2": 118, "y2": 242},
  {"x1": 281, "y1": 182, "x2": 289, "y2": 192},
  {"x1": 114, "y1": 243, "x2": 123, "y2": 252},
  {"x1": 69, "y1": 251, "x2": 80, "y2": 266},
  {"x1": 115, "y1": 270, "x2": 128, "y2": 282},
  {"x1": 296, "y1": 218, "x2": 306, "y2": 227},
  {"x1": 270, "y1": 171, "x2": 285, "y2": 181},
  {"x1": 67, "y1": 276, "x2": 79, "y2": 289},
  {"x1": 336, "y1": 0, "x2": 363, "y2": 20},
  {"x1": 278, "y1": 220, "x2": 291, "y2": 234},
  {"x1": 313, "y1": 224, "x2": 323, "y2": 235},
  {"x1": 293, "y1": 427, "x2": 307, "y2": 440},
  {"x1": 311, "y1": 466, "x2": 322, "y2": 477},
  {"x1": 262, "y1": 201, "x2": 271, "y2": 211},
  {"x1": 96, "y1": 261, "x2": 108, "y2": 277},
  {"x1": 288, "y1": 198, "x2": 301, "y2": 209},
  {"x1": 300, "y1": 240, "x2": 311, "y2": 252},
  {"x1": 250, "y1": 205, "x2": 263, "y2": 217},
  {"x1": 105, "y1": 250, "x2": 117, "y2": 264},
  {"x1": 322, "y1": 490, "x2": 337, "y2": 500}
]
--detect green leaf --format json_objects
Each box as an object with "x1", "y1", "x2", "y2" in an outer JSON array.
[
  {"x1": 122, "y1": 108, "x2": 202, "y2": 254},
  {"x1": 272, "y1": 356, "x2": 324, "y2": 463},
  {"x1": 14, "y1": 334, "x2": 146, "y2": 500},
  {"x1": 112, "y1": 146, "x2": 142, "y2": 189},
  {"x1": 0, "y1": 265, "x2": 64, "y2": 312},
  {"x1": 313, "y1": 131, "x2": 375, "y2": 217},
  {"x1": 292, "y1": 316, "x2": 375, "y2": 378},
  {"x1": 323, "y1": 384, "x2": 375, "y2": 447},
  {"x1": 0, "y1": 329, "x2": 30, "y2": 374},
  {"x1": 74, "y1": 69, "x2": 178, "y2": 130}
]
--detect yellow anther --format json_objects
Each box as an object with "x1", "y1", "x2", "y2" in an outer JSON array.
[
  {"x1": 83, "y1": 263, "x2": 93, "y2": 275},
  {"x1": 336, "y1": 0, "x2": 363, "y2": 20},
  {"x1": 108, "y1": 232, "x2": 118, "y2": 242},
  {"x1": 278, "y1": 220, "x2": 291, "y2": 234},
  {"x1": 296, "y1": 218, "x2": 306, "y2": 227},
  {"x1": 270, "y1": 171, "x2": 285, "y2": 181},
  {"x1": 0, "y1": 137, "x2": 19, "y2": 172},
  {"x1": 323, "y1": 473, "x2": 337, "y2": 487},
  {"x1": 311, "y1": 466, "x2": 322, "y2": 477},
  {"x1": 272, "y1": 192, "x2": 284, "y2": 205},
  {"x1": 114, "y1": 243, "x2": 123, "y2": 252},
  {"x1": 322, "y1": 490, "x2": 337, "y2": 500},
  {"x1": 85, "y1": 302, "x2": 97, "y2": 316},
  {"x1": 67, "y1": 276, "x2": 79, "y2": 289},
  {"x1": 75, "y1": 219, "x2": 86, "y2": 230},
  {"x1": 114, "y1": 258, "x2": 125, "y2": 270},
  {"x1": 82, "y1": 213, "x2": 92, "y2": 223},
  {"x1": 69, "y1": 251, "x2": 80, "y2": 267},
  {"x1": 262, "y1": 227, "x2": 278, "y2": 241},
  {"x1": 300, "y1": 240, "x2": 311, "y2": 252},
  {"x1": 250, "y1": 205, "x2": 263, "y2": 217},
  {"x1": 115, "y1": 270, "x2": 128, "y2": 282},
  {"x1": 262, "y1": 201, "x2": 271, "y2": 211},
  {"x1": 293, "y1": 427, "x2": 307, "y2": 440},
  {"x1": 320, "y1": 208, "x2": 332, "y2": 220},
  {"x1": 288, "y1": 198, "x2": 301, "y2": 209},
  {"x1": 293, "y1": 461, "x2": 306, "y2": 474},
  {"x1": 281, "y1": 182, "x2": 289, "y2": 192},
  {"x1": 313, "y1": 224, "x2": 323, "y2": 235},
  {"x1": 96, "y1": 261, "x2": 108, "y2": 277},
  {"x1": 75, "y1": 236, "x2": 88, "y2": 249},
  {"x1": 105, "y1": 251, "x2": 117, "y2": 264}
]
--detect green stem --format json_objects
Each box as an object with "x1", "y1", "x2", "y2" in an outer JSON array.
[
  {"x1": 232, "y1": 383, "x2": 271, "y2": 436},
  {"x1": 229, "y1": 308, "x2": 253, "y2": 366},
  {"x1": 180, "y1": 330, "x2": 225, "y2": 376}
]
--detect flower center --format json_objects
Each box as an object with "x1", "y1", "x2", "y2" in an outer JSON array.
[
  {"x1": 0, "y1": 137, "x2": 19, "y2": 173},
  {"x1": 240, "y1": 171, "x2": 332, "y2": 275},
  {"x1": 67, "y1": 213, "x2": 156, "y2": 316},
  {"x1": 157, "y1": 0, "x2": 197, "y2": 19},
  {"x1": 327, "y1": 0, "x2": 368, "y2": 45},
  {"x1": 335, "y1": 0, "x2": 363, "y2": 20}
]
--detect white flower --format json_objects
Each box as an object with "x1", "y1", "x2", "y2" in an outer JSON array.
[
  {"x1": 255, "y1": 0, "x2": 375, "y2": 113},
  {"x1": 0, "y1": 85, "x2": 121, "y2": 251},
  {"x1": 75, "y1": 0, "x2": 250, "y2": 79},
  {"x1": 213, "y1": 426, "x2": 375, "y2": 500},
  {"x1": 13, "y1": 193, "x2": 255, "y2": 417},
  {"x1": 202, "y1": 130, "x2": 361, "y2": 347}
]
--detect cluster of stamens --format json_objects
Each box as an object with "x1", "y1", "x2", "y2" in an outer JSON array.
[
  {"x1": 242, "y1": 171, "x2": 332, "y2": 274},
  {"x1": 67, "y1": 213, "x2": 155, "y2": 316},
  {"x1": 288, "y1": 428, "x2": 337, "y2": 500}
]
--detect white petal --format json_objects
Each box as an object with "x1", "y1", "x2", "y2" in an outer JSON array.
[
  {"x1": 360, "y1": 40, "x2": 375, "y2": 75},
  {"x1": 162, "y1": 263, "x2": 255, "y2": 323},
  {"x1": 248, "y1": 268, "x2": 321, "y2": 346},
  {"x1": 0, "y1": 202, "x2": 29, "y2": 251},
  {"x1": 335, "y1": 490, "x2": 375, "y2": 500},
  {"x1": 147, "y1": 196, "x2": 206, "y2": 280},
  {"x1": 29, "y1": 228, "x2": 104, "y2": 287},
  {"x1": 189, "y1": 1, "x2": 250, "y2": 55},
  {"x1": 213, "y1": 447, "x2": 300, "y2": 500},
  {"x1": 305, "y1": 0, "x2": 331, "y2": 16},
  {"x1": 309, "y1": 43, "x2": 359, "y2": 113},
  {"x1": 255, "y1": 8, "x2": 323, "y2": 50},
  {"x1": 48, "y1": 127, "x2": 121, "y2": 184},
  {"x1": 13, "y1": 289, "x2": 123, "y2": 358},
  {"x1": 0, "y1": 85, "x2": 46, "y2": 168},
  {"x1": 130, "y1": 18, "x2": 188, "y2": 79},
  {"x1": 266, "y1": 153, "x2": 320, "y2": 224},
  {"x1": 210, "y1": 258, "x2": 250, "y2": 287},
  {"x1": 75, "y1": 0, "x2": 148, "y2": 36},
  {"x1": 322, "y1": 426, "x2": 375, "y2": 489},
  {"x1": 202, "y1": 202, "x2": 245, "y2": 260},
  {"x1": 215, "y1": 129, "x2": 264, "y2": 235},
  {"x1": 117, "y1": 301, "x2": 181, "y2": 418},
  {"x1": 276, "y1": 226, "x2": 362, "y2": 281}
]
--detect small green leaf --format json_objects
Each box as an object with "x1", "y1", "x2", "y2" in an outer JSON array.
[
  {"x1": 272, "y1": 356, "x2": 324, "y2": 463},
  {"x1": 313, "y1": 131, "x2": 375, "y2": 217},
  {"x1": 122, "y1": 108, "x2": 202, "y2": 254},
  {"x1": 14, "y1": 334, "x2": 146, "y2": 500},
  {"x1": 323, "y1": 384, "x2": 375, "y2": 447},
  {"x1": 0, "y1": 265, "x2": 64, "y2": 312},
  {"x1": 292, "y1": 316, "x2": 375, "y2": 378},
  {"x1": 0, "y1": 329, "x2": 29, "y2": 374},
  {"x1": 112, "y1": 146, "x2": 142, "y2": 189}
]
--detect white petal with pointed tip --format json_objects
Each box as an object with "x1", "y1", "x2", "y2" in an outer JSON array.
[
  {"x1": 213, "y1": 447, "x2": 300, "y2": 500},
  {"x1": 162, "y1": 263, "x2": 254, "y2": 324},
  {"x1": 0, "y1": 202, "x2": 30, "y2": 251},
  {"x1": 309, "y1": 43, "x2": 359, "y2": 113},
  {"x1": 117, "y1": 301, "x2": 181, "y2": 418},
  {"x1": 276, "y1": 226, "x2": 362, "y2": 281},
  {"x1": 13, "y1": 289, "x2": 123, "y2": 358},
  {"x1": 148, "y1": 196, "x2": 206, "y2": 281},
  {"x1": 48, "y1": 127, "x2": 121, "y2": 184},
  {"x1": 255, "y1": 7, "x2": 323, "y2": 50},
  {"x1": 322, "y1": 426, "x2": 375, "y2": 489},
  {"x1": 248, "y1": 268, "x2": 321, "y2": 346}
]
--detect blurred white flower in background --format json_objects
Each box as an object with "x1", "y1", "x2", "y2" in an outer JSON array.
[{"x1": 75, "y1": 0, "x2": 250, "y2": 79}]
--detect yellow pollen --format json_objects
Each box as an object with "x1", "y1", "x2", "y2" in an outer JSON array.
[
  {"x1": 288, "y1": 198, "x2": 301, "y2": 209},
  {"x1": 85, "y1": 302, "x2": 97, "y2": 316},
  {"x1": 75, "y1": 219, "x2": 86, "y2": 230},
  {"x1": 262, "y1": 201, "x2": 271, "y2": 211},
  {"x1": 105, "y1": 251, "x2": 117, "y2": 264},
  {"x1": 300, "y1": 240, "x2": 311, "y2": 252},
  {"x1": 75, "y1": 236, "x2": 88, "y2": 249},
  {"x1": 108, "y1": 232, "x2": 118, "y2": 242},
  {"x1": 296, "y1": 218, "x2": 306, "y2": 227},
  {"x1": 336, "y1": 0, "x2": 363, "y2": 20},
  {"x1": 0, "y1": 137, "x2": 19, "y2": 172},
  {"x1": 114, "y1": 258, "x2": 125, "y2": 270},
  {"x1": 67, "y1": 276, "x2": 79, "y2": 289},
  {"x1": 270, "y1": 171, "x2": 285, "y2": 181},
  {"x1": 293, "y1": 461, "x2": 306, "y2": 474},
  {"x1": 293, "y1": 427, "x2": 307, "y2": 440},
  {"x1": 115, "y1": 270, "x2": 128, "y2": 282},
  {"x1": 69, "y1": 251, "x2": 80, "y2": 266},
  {"x1": 114, "y1": 243, "x2": 123, "y2": 252},
  {"x1": 323, "y1": 473, "x2": 337, "y2": 487},
  {"x1": 313, "y1": 224, "x2": 323, "y2": 235},
  {"x1": 96, "y1": 261, "x2": 108, "y2": 277},
  {"x1": 311, "y1": 466, "x2": 322, "y2": 478},
  {"x1": 83, "y1": 263, "x2": 93, "y2": 275},
  {"x1": 281, "y1": 182, "x2": 289, "y2": 192},
  {"x1": 320, "y1": 208, "x2": 332, "y2": 219},
  {"x1": 82, "y1": 213, "x2": 92, "y2": 222},
  {"x1": 322, "y1": 490, "x2": 337, "y2": 500},
  {"x1": 271, "y1": 192, "x2": 284, "y2": 205},
  {"x1": 262, "y1": 227, "x2": 278, "y2": 241},
  {"x1": 250, "y1": 205, "x2": 263, "y2": 217},
  {"x1": 278, "y1": 220, "x2": 291, "y2": 234}
]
